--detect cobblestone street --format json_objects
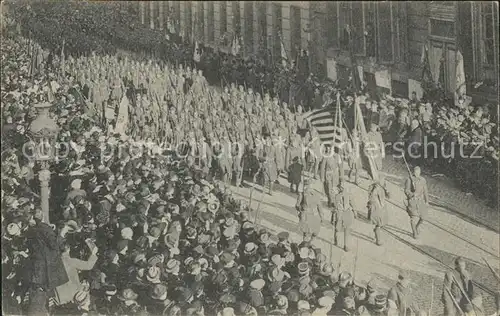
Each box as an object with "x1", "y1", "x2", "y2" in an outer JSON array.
[
  {"x1": 230, "y1": 162, "x2": 500, "y2": 315},
  {"x1": 381, "y1": 155, "x2": 499, "y2": 233}
]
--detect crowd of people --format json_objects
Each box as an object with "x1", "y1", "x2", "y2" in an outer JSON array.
[
  {"x1": 2, "y1": 7, "x2": 499, "y2": 316},
  {"x1": 10, "y1": 0, "x2": 498, "y2": 206},
  {"x1": 0, "y1": 28, "x2": 395, "y2": 316}
]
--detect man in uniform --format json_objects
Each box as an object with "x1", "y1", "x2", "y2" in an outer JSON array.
[
  {"x1": 368, "y1": 177, "x2": 389, "y2": 246},
  {"x1": 387, "y1": 272, "x2": 418, "y2": 316},
  {"x1": 347, "y1": 128, "x2": 362, "y2": 185},
  {"x1": 286, "y1": 136, "x2": 304, "y2": 172},
  {"x1": 218, "y1": 136, "x2": 233, "y2": 185},
  {"x1": 404, "y1": 166, "x2": 429, "y2": 240},
  {"x1": 452, "y1": 256, "x2": 479, "y2": 314},
  {"x1": 305, "y1": 127, "x2": 321, "y2": 179},
  {"x1": 333, "y1": 182, "x2": 356, "y2": 252},
  {"x1": 255, "y1": 151, "x2": 277, "y2": 196},
  {"x1": 364, "y1": 123, "x2": 385, "y2": 179},
  {"x1": 232, "y1": 142, "x2": 244, "y2": 188},
  {"x1": 319, "y1": 145, "x2": 344, "y2": 206}
]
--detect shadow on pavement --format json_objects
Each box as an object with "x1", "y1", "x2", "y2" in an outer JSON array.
[
  {"x1": 429, "y1": 200, "x2": 499, "y2": 234},
  {"x1": 371, "y1": 262, "x2": 445, "y2": 316}
]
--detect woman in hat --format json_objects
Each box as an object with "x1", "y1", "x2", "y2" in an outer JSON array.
[
  {"x1": 367, "y1": 176, "x2": 390, "y2": 246},
  {"x1": 296, "y1": 179, "x2": 324, "y2": 239}
]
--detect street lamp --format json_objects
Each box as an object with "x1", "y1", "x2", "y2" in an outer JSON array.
[{"x1": 28, "y1": 101, "x2": 59, "y2": 224}]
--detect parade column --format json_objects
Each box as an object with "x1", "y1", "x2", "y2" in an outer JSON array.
[{"x1": 29, "y1": 102, "x2": 59, "y2": 224}]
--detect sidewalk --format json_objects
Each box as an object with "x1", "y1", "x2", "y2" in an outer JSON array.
[{"x1": 380, "y1": 155, "x2": 499, "y2": 233}]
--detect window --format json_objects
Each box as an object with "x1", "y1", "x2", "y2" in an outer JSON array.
[
  {"x1": 185, "y1": 2, "x2": 192, "y2": 41},
  {"x1": 394, "y1": 2, "x2": 408, "y2": 64},
  {"x1": 428, "y1": 41, "x2": 457, "y2": 93},
  {"x1": 365, "y1": 2, "x2": 376, "y2": 57},
  {"x1": 377, "y1": 2, "x2": 394, "y2": 62},
  {"x1": 430, "y1": 18, "x2": 455, "y2": 39},
  {"x1": 139, "y1": 2, "x2": 145, "y2": 24},
  {"x1": 272, "y1": 3, "x2": 282, "y2": 62},
  {"x1": 481, "y1": 2, "x2": 496, "y2": 65},
  {"x1": 334, "y1": 2, "x2": 407, "y2": 64},
  {"x1": 244, "y1": 2, "x2": 254, "y2": 55},
  {"x1": 326, "y1": 2, "x2": 339, "y2": 49},
  {"x1": 351, "y1": 2, "x2": 366, "y2": 56},
  {"x1": 144, "y1": 1, "x2": 150, "y2": 26},
  {"x1": 197, "y1": 3, "x2": 204, "y2": 41},
  {"x1": 339, "y1": 2, "x2": 351, "y2": 51},
  {"x1": 233, "y1": 1, "x2": 241, "y2": 36},
  {"x1": 220, "y1": 1, "x2": 227, "y2": 35},
  {"x1": 207, "y1": 2, "x2": 214, "y2": 42},
  {"x1": 258, "y1": 2, "x2": 267, "y2": 52},
  {"x1": 174, "y1": 2, "x2": 180, "y2": 28},
  {"x1": 290, "y1": 6, "x2": 301, "y2": 61},
  {"x1": 160, "y1": 2, "x2": 167, "y2": 29}
]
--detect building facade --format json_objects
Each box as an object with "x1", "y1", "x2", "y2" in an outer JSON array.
[{"x1": 140, "y1": 1, "x2": 498, "y2": 103}]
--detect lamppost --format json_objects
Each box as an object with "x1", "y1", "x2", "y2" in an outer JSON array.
[{"x1": 28, "y1": 101, "x2": 59, "y2": 224}]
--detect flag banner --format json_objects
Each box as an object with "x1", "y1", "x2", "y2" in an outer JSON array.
[
  {"x1": 305, "y1": 106, "x2": 344, "y2": 152},
  {"x1": 114, "y1": 95, "x2": 130, "y2": 135},
  {"x1": 408, "y1": 79, "x2": 423, "y2": 100},
  {"x1": 357, "y1": 65, "x2": 364, "y2": 86},
  {"x1": 354, "y1": 97, "x2": 378, "y2": 181},
  {"x1": 193, "y1": 41, "x2": 201, "y2": 62},
  {"x1": 327, "y1": 59, "x2": 337, "y2": 81},
  {"x1": 280, "y1": 36, "x2": 287, "y2": 66},
  {"x1": 420, "y1": 43, "x2": 433, "y2": 84},
  {"x1": 375, "y1": 69, "x2": 391, "y2": 90},
  {"x1": 231, "y1": 35, "x2": 240, "y2": 56},
  {"x1": 454, "y1": 50, "x2": 466, "y2": 103},
  {"x1": 167, "y1": 19, "x2": 176, "y2": 34}
]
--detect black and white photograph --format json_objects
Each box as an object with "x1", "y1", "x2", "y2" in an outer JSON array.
[{"x1": 1, "y1": 1, "x2": 499, "y2": 315}]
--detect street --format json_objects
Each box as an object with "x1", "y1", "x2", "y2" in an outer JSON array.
[{"x1": 230, "y1": 161, "x2": 500, "y2": 315}]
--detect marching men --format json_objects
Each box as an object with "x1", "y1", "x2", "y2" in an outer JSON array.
[
  {"x1": 367, "y1": 176, "x2": 389, "y2": 246},
  {"x1": 404, "y1": 166, "x2": 429, "y2": 240},
  {"x1": 319, "y1": 144, "x2": 344, "y2": 207}
]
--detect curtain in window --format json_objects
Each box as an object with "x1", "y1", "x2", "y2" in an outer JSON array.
[{"x1": 429, "y1": 45, "x2": 443, "y2": 83}]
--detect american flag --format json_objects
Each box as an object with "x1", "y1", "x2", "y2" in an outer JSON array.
[{"x1": 305, "y1": 105, "x2": 345, "y2": 153}]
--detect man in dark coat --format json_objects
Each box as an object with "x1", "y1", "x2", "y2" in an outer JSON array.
[
  {"x1": 25, "y1": 209, "x2": 69, "y2": 315},
  {"x1": 288, "y1": 156, "x2": 303, "y2": 193},
  {"x1": 312, "y1": 88, "x2": 324, "y2": 110},
  {"x1": 406, "y1": 119, "x2": 424, "y2": 166},
  {"x1": 404, "y1": 166, "x2": 429, "y2": 240}
]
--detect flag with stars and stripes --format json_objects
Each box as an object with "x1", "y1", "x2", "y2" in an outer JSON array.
[{"x1": 305, "y1": 105, "x2": 346, "y2": 154}]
